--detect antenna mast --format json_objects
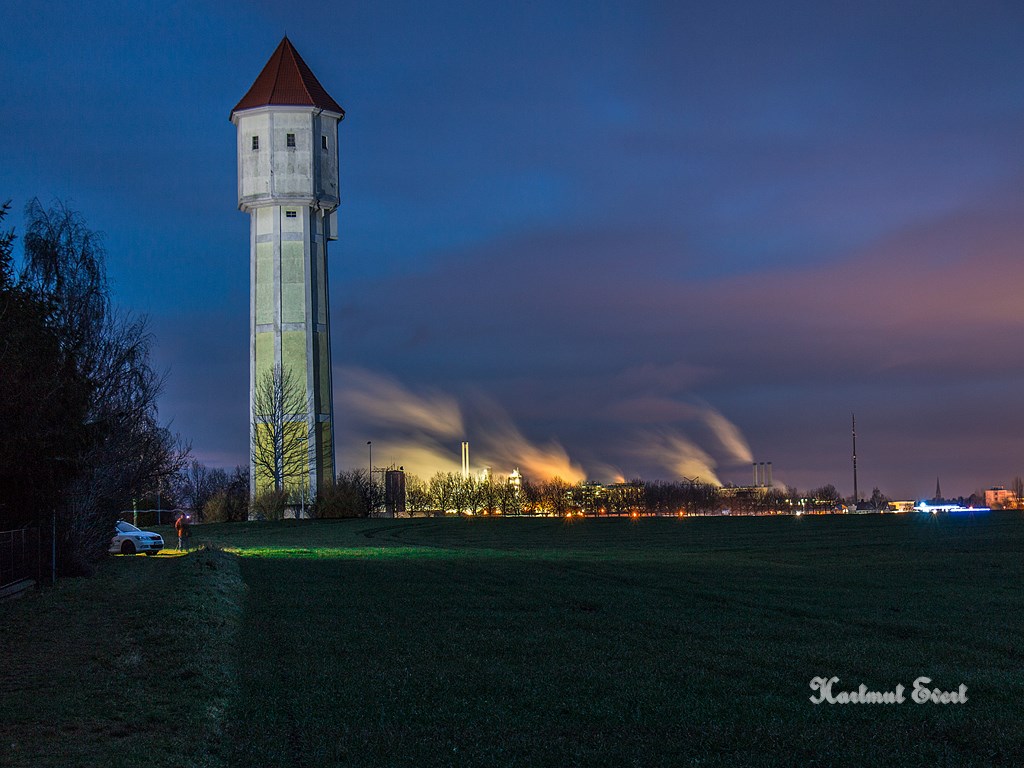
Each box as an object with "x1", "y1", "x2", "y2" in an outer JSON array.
[{"x1": 852, "y1": 413, "x2": 858, "y2": 503}]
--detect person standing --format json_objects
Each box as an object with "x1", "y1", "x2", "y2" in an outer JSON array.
[{"x1": 175, "y1": 513, "x2": 191, "y2": 552}]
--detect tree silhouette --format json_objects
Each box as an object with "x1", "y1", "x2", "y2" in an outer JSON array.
[{"x1": 251, "y1": 364, "x2": 311, "y2": 494}]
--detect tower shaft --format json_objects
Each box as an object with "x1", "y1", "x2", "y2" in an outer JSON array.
[{"x1": 249, "y1": 203, "x2": 335, "y2": 498}]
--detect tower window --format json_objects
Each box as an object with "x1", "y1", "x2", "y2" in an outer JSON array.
[
  {"x1": 286, "y1": 133, "x2": 296, "y2": 148},
  {"x1": 251, "y1": 136, "x2": 259, "y2": 150},
  {"x1": 322, "y1": 135, "x2": 328, "y2": 151},
  {"x1": 285, "y1": 210, "x2": 297, "y2": 218}
]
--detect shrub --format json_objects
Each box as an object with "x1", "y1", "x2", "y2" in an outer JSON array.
[
  {"x1": 249, "y1": 489, "x2": 289, "y2": 521},
  {"x1": 315, "y1": 479, "x2": 366, "y2": 519},
  {"x1": 204, "y1": 487, "x2": 250, "y2": 523}
]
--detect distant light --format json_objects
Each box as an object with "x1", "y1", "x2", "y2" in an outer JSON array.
[{"x1": 915, "y1": 500, "x2": 991, "y2": 514}]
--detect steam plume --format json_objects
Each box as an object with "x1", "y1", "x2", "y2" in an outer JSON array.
[{"x1": 334, "y1": 366, "x2": 752, "y2": 486}]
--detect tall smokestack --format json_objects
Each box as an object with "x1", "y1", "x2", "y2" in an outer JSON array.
[
  {"x1": 461, "y1": 441, "x2": 470, "y2": 479},
  {"x1": 767, "y1": 462, "x2": 773, "y2": 488},
  {"x1": 753, "y1": 462, "x2": 757, "y2": 487}
]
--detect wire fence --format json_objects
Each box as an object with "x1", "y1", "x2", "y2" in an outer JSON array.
[{"x1": 0, "y1": 527, "x2": 41, "y2": 592}]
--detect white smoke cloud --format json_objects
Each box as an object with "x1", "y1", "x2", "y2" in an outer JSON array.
[
  {"x1": 700, "y1": 405, "x2": 754, "y2": 465},
  {"x1": 604, "y1": 399, "x2": 752, "y2": 485},
  {"x1": 333, "y1": 366, "x2": 753, "y2": 486},
  {"x1": 626, "y1": 429, "x2": 723, "y2": 486},
  {"x1": 336, "y1": 367, "x2": 464, "y2": 438},
  {"x1": 351, "y1": 438, "x2": 462, "y2": 479},
  {"x1": 334, "y1": 367, "x2": 582, "y2": 481},
  {"x1": 468, "y1": 398, "x2": 585, "y2": 483},
  {"x1": 586, "y1": 461, "x2": 627, "y2": 485}
]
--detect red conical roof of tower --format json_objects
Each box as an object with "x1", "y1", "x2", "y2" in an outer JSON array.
[{"x1": 232, "y1": 37, "x2": 344, "y2": 117}]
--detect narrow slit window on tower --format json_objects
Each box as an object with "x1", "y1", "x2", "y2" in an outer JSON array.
[
  {"x1": 286, "y1": 133, "x2": 296, "y2": 148},
  {"x1": 322, "y1": 135, "x2": 328, "y2": 151},
  {"x1": 285, "y1": 210, "x2": 297, "y2": 218},
  {"x1": 251, "y1": 136, "x2": 259, "y2": 150}
]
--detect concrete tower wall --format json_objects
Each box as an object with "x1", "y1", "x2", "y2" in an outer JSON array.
[
  {"x1": 234, "y1": 105, "x2": 341, "y2": 504},
  {"x1": 235, "y1": 108, "x2": 340, "y2": 207}
]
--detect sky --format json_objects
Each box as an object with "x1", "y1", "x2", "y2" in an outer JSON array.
[{"x1": 2, "y1": 0, "x2": 1023, "y2": 499}]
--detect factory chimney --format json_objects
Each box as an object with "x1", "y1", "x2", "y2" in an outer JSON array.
[{"x1": 461, "y1": 441, "x2": 470, "y2": 479}]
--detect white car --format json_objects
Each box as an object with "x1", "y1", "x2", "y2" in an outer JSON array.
[{"x1": 110, "y1": 520, "x2": 164, "y2": 556}]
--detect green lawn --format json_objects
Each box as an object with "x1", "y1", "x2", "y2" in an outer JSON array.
[
  {"x1": 3, "y1": 513, "x2": 1023, "y2": 766},
  {"x1": 0, "y1": 546, "x2": 244, "y2": 768}
]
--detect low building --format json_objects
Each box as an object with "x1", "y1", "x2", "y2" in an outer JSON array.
[
  {"x1": 985, "y1": 487, "x2": 1018, "y2": 510},
  {"x1": 887, "y1": 501, "x2": 916, "y2": 513}
]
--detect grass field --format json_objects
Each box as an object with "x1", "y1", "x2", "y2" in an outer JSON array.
[
  {"x1": 0, "y1": 546, "x2": 244, "y2": 767},
  {"x1": 3, "y1": 512, "x2": 1023, "y2": 766}
]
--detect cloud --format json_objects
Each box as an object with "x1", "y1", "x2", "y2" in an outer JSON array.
[
  {"x1": 167, "y1": 180, "x2": 1024, "y2": 497},
  {"x1": 345, "y1": 438, "x2": 462, "y2": 480},
  {"x1": 336, "y1": 367, "x2": 464, "y2": 439},
  {"x1": 466, "y1": 396, "x2": 586, "y2": 483},
  {"x1": 625, "y1": 430, "x2": 722, "y2": 486},
  {"x1": 701, "y1": 405, "x2": 753, "y2": 465},
  {"x1": 334, "y1": 367, "x2": 465, "y2": 478},
  {"x1": 610, "y1": 404, "x2": 752, "y2": 487},
  {"x1": 334, "y1": 367, "x2": 586, "y2": 482},
  {"x1": 331, "y1": 364, "x2": 750, "y2": 485}
]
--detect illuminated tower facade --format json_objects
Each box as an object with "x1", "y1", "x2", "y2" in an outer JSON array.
[{"x1": 231, "y1": 37, "x2": 344, "y2": 501}]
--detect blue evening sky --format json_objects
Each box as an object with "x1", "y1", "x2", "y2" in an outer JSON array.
[{"x1": 3, "y1": 1, "x2": 1023, "y2": 497}]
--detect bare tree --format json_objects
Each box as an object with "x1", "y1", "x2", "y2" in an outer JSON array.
[
  {"x1": 1, "y1": 201, "x2": 90, "y2": 529},
  {"x1": 428, "y1": 472, "x2": 459, "y2": 515},
  {"x1": 520, "y1": 479, "x2": 542, "y2": 516},
  {"x1": 810, "y1": 484, "x2": 841, "y2": 512},
  {"x1": 405, "y1": 474, "x2": 432, "y2": 517},
  {"x1": 251, "y1": 364, "x2": 311, "y2": 494},
  {"x1": 13, "y1": 199, "x2": 186, "y2": 572},
  {"x1": 606, "y1": 481, "x2": 644, "y2": 515},
  {"x1": 498, "y1": 477, "x2": 521, "y2": 515},
  {"x1": 869, "y1": 487, "x2": 889, "y2": 510},
  {"x1": 451, "y1": 474, "x2": 484, "y2": 515},
  {"x1": 21, "y1": 198, "x2": 108, "y2": 365},
  {"x1": 63, "y1": 311, "x2": 185, "y2": 565},
  {"x1": 540, "y1": 478, "x2": 572, "y2": 516},
  {"x1": 477, "y1": 475, "x2": 502, "y2": 515},
  {"x1": 203, "y1": 466, "x2": 250, "y2": 522},
  {"x1": 315, "y1": 469, "x2": 383, "y2": 518},
  {"x1": 175, "y1": 459, "x2": 227, "y2": 518}
]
